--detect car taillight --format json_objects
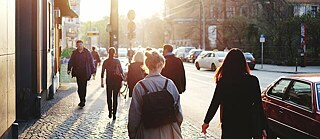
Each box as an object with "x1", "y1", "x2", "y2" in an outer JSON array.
[{"x1": 252, "y1": 58, "x2": 256, "y2": 62}]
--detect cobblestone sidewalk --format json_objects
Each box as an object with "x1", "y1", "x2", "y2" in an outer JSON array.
[{"x1": 19, "y1": 81, "x2": 215, "y2": 139}]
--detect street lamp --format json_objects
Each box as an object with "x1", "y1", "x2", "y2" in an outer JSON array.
[{"x1": 199, "y1": 0, "x2": 205, "y2": 50}]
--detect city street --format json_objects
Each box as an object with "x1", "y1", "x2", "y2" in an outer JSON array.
[{"x1": 19, "y1": 61, "x2": 294, "y2": 138}]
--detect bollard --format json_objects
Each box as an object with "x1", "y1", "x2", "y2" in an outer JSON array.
[
  {"x1": 12, "y1": 123, "x2": 18, "y2": 139},
  {"x1": 35, "y1": 96, "x2": 42, "y2": 118}
]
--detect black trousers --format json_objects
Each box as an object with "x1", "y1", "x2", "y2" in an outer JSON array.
[
  {"x1": 76, "y1": 75, "x2": 88, "y2": 103},
  {"x1": 106, "y1": 84, "x2": 120, "y2": 116}
]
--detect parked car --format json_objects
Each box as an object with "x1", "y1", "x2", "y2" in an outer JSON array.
[
  {"x1": 194, "y1": 51, "x2": 228, "y2": 71},
  {"x1": 175, "y1": 46, "x2": 195, "y2": 61},
  {"x1": 244, "y1": 52, "x2": 256, "y2": 70},
  {"x1": 261, "y1": 74, "x2": 320, "y2": 139},
  {"x1": 117, "y1": 48, "x2": 128, "y2": 57},
  {"x1": 186, "y1": 49, "x2": 203, "y2": 63},
  {"x1": 99, "y1": 48, "x2": 108, "y2": 57}
]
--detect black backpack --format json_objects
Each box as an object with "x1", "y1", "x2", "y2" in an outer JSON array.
[{"x1": 139, "y1": 79, "x2": 178, "y2": 129}]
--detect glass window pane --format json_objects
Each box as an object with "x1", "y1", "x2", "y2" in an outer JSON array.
[
  {"x1": 268, "y1": 79, "x2": 291, "y2": 99},
  {"x1": 317, "y1": 83, "x2": 320, "y2": 111},
  {"x1": 286, "y1": 81, "x2": 312, "y2": 110}
]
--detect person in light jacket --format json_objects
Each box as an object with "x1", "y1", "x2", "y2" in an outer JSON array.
[{"x1": 128, "y1": 51, "x2": 183, "y2": 139}]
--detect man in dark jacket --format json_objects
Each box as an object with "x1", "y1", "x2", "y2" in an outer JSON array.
[
  {"x1": 68, "y1": 40, "x2": 96, "y2": 108},
  {"x1": 161, "y1": 44, "x2": 186, "y2": 94}
]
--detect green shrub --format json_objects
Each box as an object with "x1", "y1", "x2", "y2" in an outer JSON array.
[{"x1": 61, "y1": 48, "x2": 75, "y2": 58}]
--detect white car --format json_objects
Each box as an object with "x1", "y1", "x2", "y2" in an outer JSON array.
[
  {"x1": 194, "y1": 51, "x2": 228, "y2": 71},
  {"x1": 175, "y1": 46, "x2": 195, "y2": 61}
]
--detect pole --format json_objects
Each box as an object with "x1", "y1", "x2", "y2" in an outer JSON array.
[
  {"x1": 200, "y1": 0, "x2": 205, "y2": 50},
  {"x1": 261, "y1": 42, "x2": 264, "y2": 69}
]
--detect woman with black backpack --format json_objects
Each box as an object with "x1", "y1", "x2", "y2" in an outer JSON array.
[{"x1": 128, "y1": 51, "x2": 183, "y2": 139}]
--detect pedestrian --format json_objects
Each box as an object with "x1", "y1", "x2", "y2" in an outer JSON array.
[
  {"x1": 128, "y1": 51, "x2": 183, "y2": 139},
  {"x1": 161, "y1": 44, "x2": 186, "y2": 94},
  {"x1": 91, "y1": 46, "x2": 101, "y2": 80},
  {"x1": 201, "y1": 48, "x2": 267, "y2": 139},
  {"x1": 101, "y1": 47, "x2": 124, "y2": 120},
  {"x1": 67, "y1": 40, "x2": 96, "y2": 108},
  {"x1": 127, "y1": 51, "x2": 146, "y2": 97}
]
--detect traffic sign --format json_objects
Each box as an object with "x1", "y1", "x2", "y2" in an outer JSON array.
[
  {"x1": 260, "y1": 34, "x2": 265, "y2": 43},
  {"x1": 87, "y1": 32, "x2": 99, "y2": 36},
  {"x1": 127, "y1": 21, "x2": 136, "y2": 32},
  {"x1": 127, "y1": 10, "x2": 136, "y2": 21}
]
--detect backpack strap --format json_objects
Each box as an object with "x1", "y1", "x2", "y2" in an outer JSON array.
[
  {"x1": 139, "y1": 81, "x2": 149, "y2": 95},
  {"x1": 163, "y1": 79, "x2": 168, "y2": 90}
]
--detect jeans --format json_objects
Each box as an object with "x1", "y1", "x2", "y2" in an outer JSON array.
[
  {"x1": 76, "y1": 75, "x2": 88, "y2": 104},
  {"x1": 106, "y1": 84, "x2": 120, "y2": 116}
]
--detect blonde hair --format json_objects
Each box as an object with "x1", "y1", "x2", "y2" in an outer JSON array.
[
  {"x1": 133, "y1": 51, "x2": 144, "y2": 63},
  {"x1": 145, "y1": 51, "x2": 165, "y2": 71}
]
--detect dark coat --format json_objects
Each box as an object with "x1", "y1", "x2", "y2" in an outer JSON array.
[
  {"x1": 204, "y1": 74, "x2": 267, "y2": 139},
  {"x1": 161, "y1": 55, "x2": 186, "y2": 94},
  {"x1": 127, "y1": 62, "x2": 146, "y2": 97},
  {"x1": 68, "y1": 48, "x2": 96, "y2": 80},
  {"x1": 101, "y1": 57, "x2": 123, "y2": 89},
  {"x1": 91, "y1": 51, "x2": 101, "y2": 63}
]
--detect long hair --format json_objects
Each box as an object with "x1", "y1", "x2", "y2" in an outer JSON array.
[{"x1": 215, "y1": 48, "x2": 250, "y2": 83}]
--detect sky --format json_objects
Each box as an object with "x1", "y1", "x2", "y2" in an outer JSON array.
[{"x1": 79, "y1": 0, "x2": 165, "y2": 22}]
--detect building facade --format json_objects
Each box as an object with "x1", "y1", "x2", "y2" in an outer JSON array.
[{"x1": 0, "y1": 0, "x2": 16, "y2": 138}]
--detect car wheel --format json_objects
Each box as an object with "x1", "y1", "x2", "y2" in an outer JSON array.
[
  {"x1": 192, "y1": 59, "x2": 195, "y2": 63},
  {"x1": 211, "y1": 64, "x2": 216, "y2": 71},
  {"x1": 195, "y1": 62, "x2": 200, "y2": 70}
]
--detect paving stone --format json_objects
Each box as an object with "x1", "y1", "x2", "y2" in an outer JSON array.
[{"x1": 19, "y1": 75, "x2": 217, "y2": 139}]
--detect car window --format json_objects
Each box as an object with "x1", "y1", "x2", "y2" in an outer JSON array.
[
  {"x1": 205, "y1": 53, "x2": 212, "y2": 57},
  {"x1": 284, "y1": 81, "x2": 312, "y2": 110},
  {"x1": 216, "y1": 52, "x2": 227, "y2": 57},
  {"x1": 185, "y1": 48, "x2": 193, "y2": 53},
  {"x1": 317, "y1": 83, "x2": 320, "y2": 111},
  {"x1": 268, "y1": 79, "x2": 291, "y2": 99},
  {"x1": 244, "y1": 53, "x2": 254, "y2": 60},
  {"x1": 212, "y1": 53, "x2": 215, "y2": 57}
]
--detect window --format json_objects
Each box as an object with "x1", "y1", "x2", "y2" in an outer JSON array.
[
  {"x1": 316, "y1": 83, "x2": 320, "y2": 111},
  {"x1": 311, "y1": 6, "x2": 318, "y2": 17},
  {"x1": 285, "y1": 81, "x2": 312, "y2": 110},
  {"x1": 268, "y1": 79, "x2": 291, "y2": 99},
  {"x1": 205, "y1": 53, "x2": 212, "y2": 57}
]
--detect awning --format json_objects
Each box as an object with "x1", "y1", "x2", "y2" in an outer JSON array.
[{"x1": 54, "y1": 0, "x2": 78, "y2": 18}]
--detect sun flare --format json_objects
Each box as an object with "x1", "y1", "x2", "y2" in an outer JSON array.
[{"x1": 80, "y1": 0, "x2": 164, "y2": 22}]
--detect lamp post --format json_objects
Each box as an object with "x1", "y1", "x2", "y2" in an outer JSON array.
[{"x1": 199, "y1": 0, "x2": 205, "y2": 50}]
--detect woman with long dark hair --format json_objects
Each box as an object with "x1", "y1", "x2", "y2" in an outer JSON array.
[{"x1": 202, "y1": 48, "x2": 267, "y2": 139}]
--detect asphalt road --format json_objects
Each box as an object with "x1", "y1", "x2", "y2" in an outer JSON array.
[{"x1": 181, "y1": 62, "x2": 291, "y2": 137}]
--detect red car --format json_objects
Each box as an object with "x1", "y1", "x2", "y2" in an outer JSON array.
[{"x1": 261, "y1": 74, "x2": 320, "y2": 139}]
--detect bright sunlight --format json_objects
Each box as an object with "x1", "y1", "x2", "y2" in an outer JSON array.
[{"x1": 80, "y1": 0, "x2": 164, "y2": 22}]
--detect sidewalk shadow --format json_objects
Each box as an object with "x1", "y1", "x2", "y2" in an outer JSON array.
[
  {"x1": 46, "y1": 84, "x2": 124, "y2": 138},
  {"x1": 18, "y1": 84, "x2": 77, "y2": 134}
]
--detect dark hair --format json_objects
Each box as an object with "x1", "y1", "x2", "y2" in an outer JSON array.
[
  {"x1": 215, "y1": 48, "x2": 250, "y2": 83},
  {"x1": 92, "y1": 47, "x2": 96, "y2": 50},
  {"x1": 163, "y1": 44, "x2": 173, "y2": 52},
  {"x1": 76, "y1": 40, "x2": 84, "y2": 44},
  {"x1": 108, "y1": 47, "x2": 116, "y2": 56}
]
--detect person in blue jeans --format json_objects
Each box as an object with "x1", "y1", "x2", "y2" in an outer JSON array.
[{"x1": 68, "y1": 40, "x2": 96, "y2": 108}]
